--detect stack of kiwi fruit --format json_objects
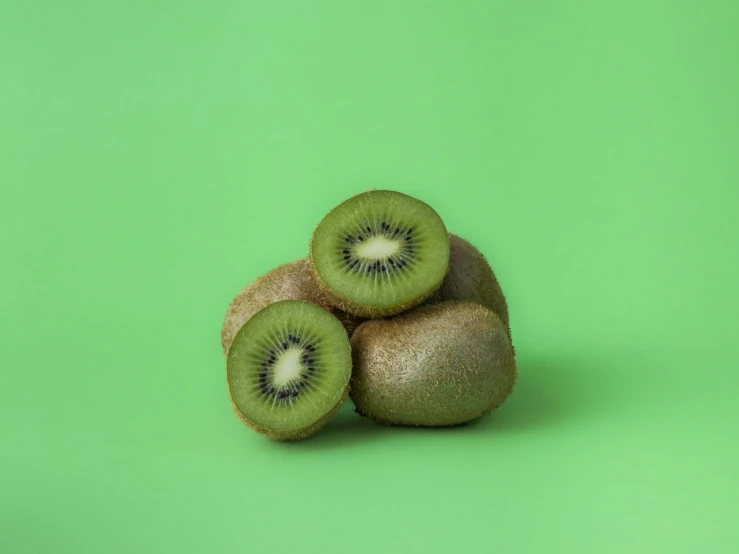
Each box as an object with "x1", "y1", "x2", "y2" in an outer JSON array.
[{"x1": 222, "y1": 190, "x2": 516, "y2": 441}]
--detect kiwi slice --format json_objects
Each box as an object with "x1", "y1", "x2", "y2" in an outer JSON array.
[
  {"x1": 428, "y1": 233, "x2": 510, "y2": 331},
  {"x1": 309, "y1": 190, "x2": 450, "y2": 318},
  {"x1": 221, "y1": 259, "x2": 363, "y2": 355},
  {"x1": 227, "y1": 300, "x2": 352, "y2": 440},
  {"x1": 350, "y1": 301, "x2": 516, "y2": 426}
]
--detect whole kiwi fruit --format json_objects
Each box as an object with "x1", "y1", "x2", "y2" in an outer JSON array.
[
  {"x1": 350, "y1": 301, "x2": 516, "y2": 426},
  {"x1": 221, "y1": 259, "x2": 362, "y2": 355},
  {"x1": 428, "y1": 233, "x2": 510, "y2": 333}
]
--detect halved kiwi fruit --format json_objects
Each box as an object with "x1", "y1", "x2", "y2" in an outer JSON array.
[
  {"x1": 221, "y1": 259, "x2": 363, "y2": 355},
  {"x1": 309, "y1": 190, "x2": 450, "y2": 318},
  {"x1": 227, "y1": 300, "x2": 352, "y2": 441},
  {"x1": 428, "y1": 233, "x2": 510, "y2": 330},
  {"x1": 350, "y1": 301, "x2": 516, "y2": 426}
]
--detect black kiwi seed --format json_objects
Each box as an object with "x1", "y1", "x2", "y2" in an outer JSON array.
[{"x1": 291, "y1": 391, "x2": 299, "y2": 397}]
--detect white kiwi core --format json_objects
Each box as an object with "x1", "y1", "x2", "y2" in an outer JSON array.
[
  {"x1": 356, "y1": 236, "x2": 399, "y2": 259},
  {"x1": 273, "y1": 349, "x2": 303, "y2": 385}
]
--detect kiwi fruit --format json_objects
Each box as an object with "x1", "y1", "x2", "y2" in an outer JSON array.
[
  {"x1": 350, "y1": 301, "x2": 516, "y2": 426},
  {"x1": 309, "y1": 190, "x2": 450, "y2": 318},
  {"x1": 221, "y1": 258, "x2": 362, "y2": 355},
  {"x1": 227, "y1": 300, "x2": 352, "y2": 441},
  {"x1": 428, "y1": 234, "x2": 510, "y2": 330}
]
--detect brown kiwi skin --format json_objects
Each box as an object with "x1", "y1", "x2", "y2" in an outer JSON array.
[
  {"x1": 349, "y1": 301, "x2": 516, "y2": 427},
  {"x1": 427, "y1": 233, "x2": 511, "y2": 339},
  {"x1": 228, "y1": 386, "x2": 349, "y2": 441},
  {"x1": 220, "y1": 259, "x2": 363, "y2": 355}
]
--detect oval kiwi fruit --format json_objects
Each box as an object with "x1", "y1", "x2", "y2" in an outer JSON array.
[
  {"x1": 350, "y1": 301, "x2": 516, "y2": 426},
  {"x1": 429, "y1": 234, "x2": 510, "y2": 330},
  {"x1": 309, "y1": 190, "x2": 450, "y2": 318},
  {"x1": 227, "y1": 300, "x2": 352, "y2": 441},
  {"x1": 221, "y1": 258, "x2": 362, "y2": 355}
]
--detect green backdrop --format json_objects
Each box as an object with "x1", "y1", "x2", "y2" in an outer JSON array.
[{"x1": 2, "y1": 1, "x2": 738, "y2": 553}]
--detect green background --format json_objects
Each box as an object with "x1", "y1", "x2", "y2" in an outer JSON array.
[{"x1": 2, "y1": 1, "x2": 738, "y2": 552}]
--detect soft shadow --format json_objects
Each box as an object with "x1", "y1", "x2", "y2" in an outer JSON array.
[
  {"x1": 275, "y1": 399, "x2": 390, "y2": 450},
  {"x1": 469, "y1": 349, "x2": 639, "y2": 433}
]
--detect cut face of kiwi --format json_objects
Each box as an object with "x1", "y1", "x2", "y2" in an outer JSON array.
[
  {"x1": 227, "y1": 300, "x2": 352, "y2": 441},
  {"x1": 350, "y1": 301, "x2": 516, "y2": 427},
  {"x1": 310, "y1": 190, "x2": 450, "y2": 318},
  {"x1": 221, "y1": 258, "x2": 363, "y2": 355}
]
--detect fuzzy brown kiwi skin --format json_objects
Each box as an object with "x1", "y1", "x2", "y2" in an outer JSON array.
[
  {"x1": 427, "y1": 234, "x2": 509, "y2": 327},
  {"x1": 349, "y1": 301, "x2": 516, "y2": 427},
  {"x1": 220, "y1": 259, "x2": 363, "y2": 355},
  {"x1": 228, "y1": 386, "x2": 349, "y2": 441},
  {"x1": 308, "y1": 234, "x2": 447, "y2": 320},
  {"x1": 426, "y1": 234, "x2": 513, "y2": 350}
]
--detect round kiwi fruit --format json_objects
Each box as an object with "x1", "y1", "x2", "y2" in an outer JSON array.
[
  {"x1": 221, "y1": 258, "x2": 362, "y2": 355},
  {"x1": 227, "y1": 300, "x2": 352, "y2": 441},
  {"x1": 309, "y1": 190, "x2": 450, "y2": 318},
  {"x1": 429, "y1": 234, "x2": 510, "y2": 330},
  {"x1": 350, "y1": 301, "x2": 516, "y2": 426}
]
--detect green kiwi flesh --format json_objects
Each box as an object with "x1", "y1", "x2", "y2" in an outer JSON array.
[
  {"x1": 350, "y1": 301, "x2": 516, "y2": 426},
  {"x1": 227, "y1": 300, "x2": 352, "y2": 441},
  {"x1": 309, "y1": 190, "x2": 450, "y2": 318},
  {"x1": 221, "y1": 258, "x2": 362, "y2": 355},
  {"x1": 429, "y1": 234, "x2": 510, "y2": 330}
]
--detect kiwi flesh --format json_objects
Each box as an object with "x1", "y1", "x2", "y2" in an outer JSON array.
[
  {"x1": 227, "y1": 300, "x2": 352, "y2": 441},
  {"x1": 350, "y1": 301, "x2": 516, "y2": 426},
  {"x1": 309, "y1": 190, "x2": 450, "y2": 318},
  {"x1": 428, "y1": 234, "x2": 509, "y2": 330},
  {"x1": 221, "y1": 258, "x2": 362, "y2": 355}
]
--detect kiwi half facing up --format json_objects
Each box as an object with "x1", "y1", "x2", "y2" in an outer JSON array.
[
  {"x1": 350, "y1": 301, "x2": 516, "y2": 426},
  {"x1": 221, "y1": 259, "x2": 362, "y2": 355},
  {"x1": 227, "y1": 300, "x2": 352, "y2": 441},
  {"x1": 309, "y1": 190, "x2": 450, "y2": 318},
  {"x1": 429, "y1": 234, "x2": 510, "y2": 330}
]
